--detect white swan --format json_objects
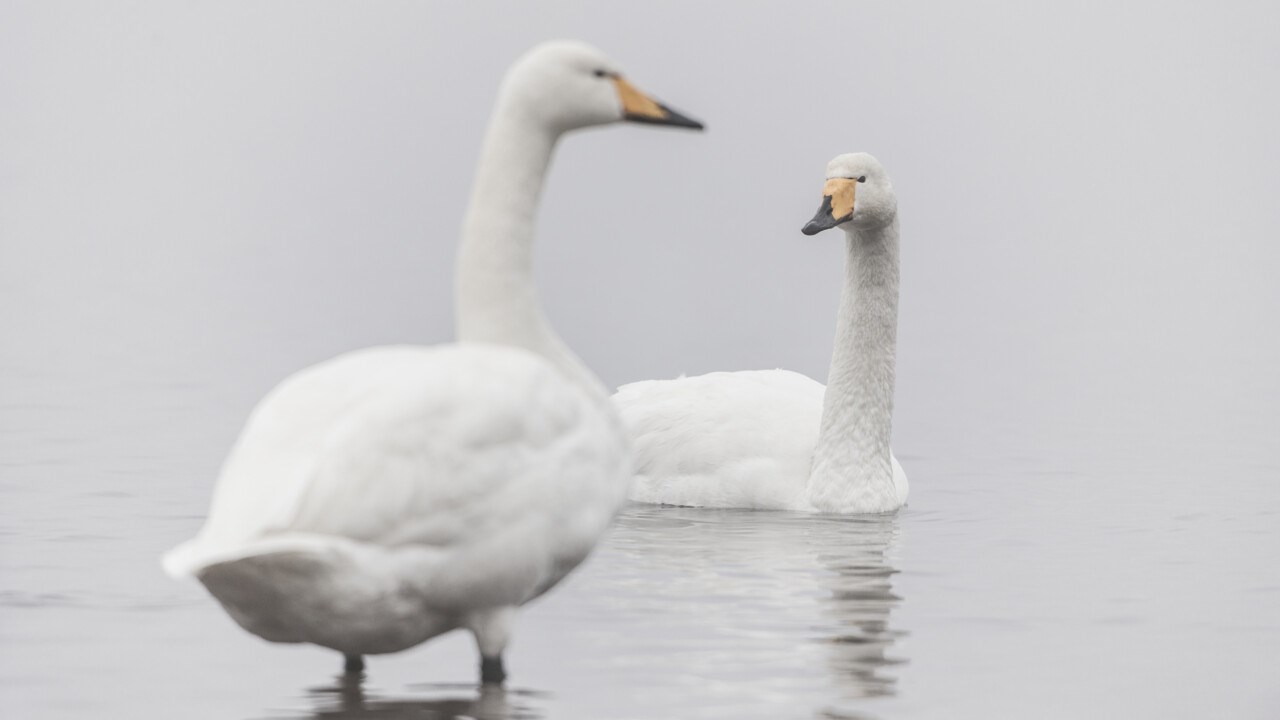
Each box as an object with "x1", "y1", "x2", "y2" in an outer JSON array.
[
  {"x1": 162, "y1": 40, "x2": 703, "y2": 684},
  {"x1": 612, "y1": 153, "x2": 907, "y2": 514}
]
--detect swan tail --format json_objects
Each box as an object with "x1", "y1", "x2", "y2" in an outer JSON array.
[
  {"x1": 163, "y1": 534, "x2": 447, "y2": 653},
  {"x1": 160, "y1": 533, "x2": 341, "y2": 579}
]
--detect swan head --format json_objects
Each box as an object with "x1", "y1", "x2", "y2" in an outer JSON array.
[
  {"x1": 500, "y1": 41, "x2": 703, "y2": 133},
  {"x1": 801, "y1": 153, "x2": 896, "y2": 235}
]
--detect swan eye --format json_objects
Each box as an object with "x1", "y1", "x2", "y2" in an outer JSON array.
[
  {"x1": 593, "y1": 69, "x2": 608, "y2": 78},
  {"x1": 857, "y1": 176, "x2": 867, "y2": 183}
]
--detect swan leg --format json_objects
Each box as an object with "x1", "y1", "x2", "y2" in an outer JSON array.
[
  {"x1": 479, "y1": 655, "x2": 506, "y2": 685},
  {"x1": 343, "y1": 654, "x2": 364, "y2": 674},
  {"x1": 467, "y1": 606, "x2": 515, "y2": 686}
]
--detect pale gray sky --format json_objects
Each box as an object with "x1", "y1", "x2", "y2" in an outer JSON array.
[{"x1": 3, "y1": 1, "x2": 1278, "y2": 464}]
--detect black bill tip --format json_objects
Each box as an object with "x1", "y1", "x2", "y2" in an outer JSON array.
[
  {"x1": 626, "y1": 103, "x2": 704, "y2": 130},
  {"x1": 801, "y1": 195, "x2": 851, "y2": 235}
]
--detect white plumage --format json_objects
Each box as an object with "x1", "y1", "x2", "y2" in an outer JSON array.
[
  {"x1": 617, "y1": 370, "x2": 820, "y2": 510},
  {"x1": 614, "y1": 154, "x2": 909, "y2": 514},
  {"x1": 616, "y1": 371, "x2": 906, "y2": 511},
  {"x1": 162, "y1": 40, "x2": 702, "y2": 682},
  {"x1": 165, "y1": 345, "x2": 627, "y2": 655}
]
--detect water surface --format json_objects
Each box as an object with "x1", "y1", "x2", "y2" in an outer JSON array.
[{"x1": 3, "y1": 355, "x2": 1278, "y2": 718}]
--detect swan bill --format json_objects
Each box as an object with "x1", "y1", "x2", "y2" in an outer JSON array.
[
  {"x1": 802, "y1": 178, "x2": 857, "y2": 235},
  {"x1": 614, "y1": 77, "x2": 704, "y2": 130}
]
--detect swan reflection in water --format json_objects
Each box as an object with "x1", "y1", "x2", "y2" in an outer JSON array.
[
  {"x1": 583, "y1": 506, "x2": 907, "y2": 710},
  {"x1": 806, "y1": 513, "x2": 905, "y2": 699},
  {"x1": 295, "y1": 506, "x2": 905, "y2": 719},
  {"x1": 304, "y1": 675, "x2": 539, "y2": 720}
]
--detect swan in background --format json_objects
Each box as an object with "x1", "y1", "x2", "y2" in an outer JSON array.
[
  {"x1": 162, "y1": 40, "x2": 703, "y2": 685},
  {"x1": 613, "y1": 153, "x2": 907, "y2": 514}
]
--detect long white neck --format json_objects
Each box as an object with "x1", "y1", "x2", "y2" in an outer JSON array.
[
  {"x1": 807, "y1": 218, "x2": 900, "y2": 513},
  {"x1": 455, "y1": 90, "x2": 607, "y2": 399}
]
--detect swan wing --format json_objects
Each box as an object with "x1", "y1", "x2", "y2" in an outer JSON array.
[
  {"x1": 890, "y1": 453, "x2": 909, "y2": 506},
  {"x1": 166, "y1": 344, "x2": 629, "y2": 607},
  {"x1": 612, "y1": 370, "x2": 824, "y2": 510}
]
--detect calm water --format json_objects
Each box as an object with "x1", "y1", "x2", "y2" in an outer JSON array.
[
  {"x1": 3, "y1": 339, "x2": 1279, "y2": 720},
  {"x1": 6, "y1": 3, "x2": 1280, "y2": 716}
]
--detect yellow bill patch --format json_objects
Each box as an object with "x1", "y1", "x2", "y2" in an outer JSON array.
[
  {"x1": 614, "y1": 77, "x2": 668, "y2": 120},
  {"x1": 823, "y1": 178, "x2": 857, "y2": 220}
]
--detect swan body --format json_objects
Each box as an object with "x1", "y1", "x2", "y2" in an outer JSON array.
[
  {"x1": 614, "y1": 153, "x2": 908, "y2": 514},
  {"x1": 163, "y1": 40, "x2": 702, "y2": 681},
  {"x1": 164, "y1": 345, "x2": 626, "y2": 655},
  {"x1": 615, "y1": 370, "x2": 906, "y2": 511}
]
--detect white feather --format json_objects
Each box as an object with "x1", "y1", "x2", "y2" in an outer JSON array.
[
  {"x1": 615, "y1": 370, "x2": 906, "y2": 511},
  {"x1": 160, "y1": 40, "x2": 699, "y2": 670},
  {"x1": 164, "y1": 345, "x2": 628, "y2": 654},
  {"x1": 613, "y1": 154, "x2": 909, "y2": 514}
]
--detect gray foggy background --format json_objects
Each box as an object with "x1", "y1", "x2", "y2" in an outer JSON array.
[
  {"x1": 3, "y1": 2, "x2": 1279, "y2": 719},
  {"x1": 4, "y1": 2, "x2": 1279, "y2": 460}
]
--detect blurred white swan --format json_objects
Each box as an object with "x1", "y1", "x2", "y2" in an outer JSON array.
[
  {"x1": 162, "y1": 40, "x2": 702, "y2": 684},
  {"x1": 613, "y1": 153, "x2": 907, "y2": 514}
]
